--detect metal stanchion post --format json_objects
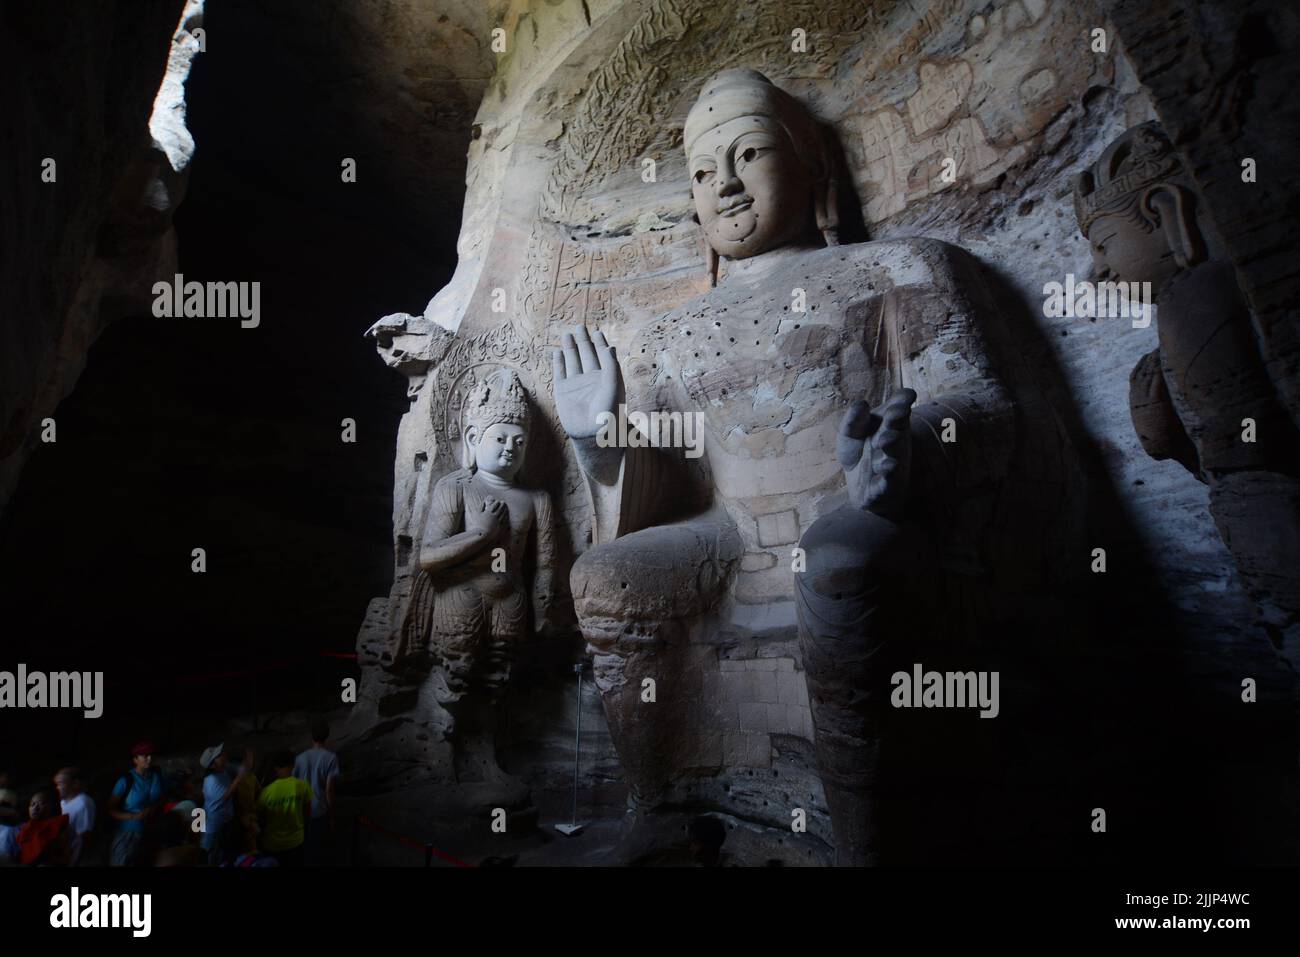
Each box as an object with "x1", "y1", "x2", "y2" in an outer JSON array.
[{"x1": 555, "y1": 662, "x2": 586, "y2": 836}]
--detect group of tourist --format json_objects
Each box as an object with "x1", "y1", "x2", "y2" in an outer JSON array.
[
  {"x1": 0, "y1": 721, "x2": 339, "y2": 867},
  {"x1": 0, "y1": 768, "x2": 94, "y2": 866}
]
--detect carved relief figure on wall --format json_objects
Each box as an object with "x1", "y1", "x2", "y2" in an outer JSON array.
[
  {"x1": 394, "y1": 368, "x2": 556, "y2": 791},
  {"x1": 552, "y1": 69, "x2": 1066, "y2": 863},
  {"x1": 1076, "y1": 122, "x2": 1300, "y2": 667}
]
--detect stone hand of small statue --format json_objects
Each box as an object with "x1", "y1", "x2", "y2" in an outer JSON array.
[
  {"x1": 837, "y1": 388, "x2": 916, "y2": 520},
  {"x1": 552, "y1": 326, "x2": 623, "y2": 484},
  {"x1": 465, "y1": 495, "x2": 509, "y2": 538}
]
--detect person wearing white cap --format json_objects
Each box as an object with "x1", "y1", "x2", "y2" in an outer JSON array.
[{"x1": 200, "y1": 743, "x2": 251, "y2": 866}]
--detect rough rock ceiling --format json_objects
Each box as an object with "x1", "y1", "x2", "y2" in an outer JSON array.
[{"x1": 206, "y1": 0, "x2": 503, "y2": 243}]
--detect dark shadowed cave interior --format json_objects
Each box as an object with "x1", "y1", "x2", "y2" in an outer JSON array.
[{"x1": 2, "y1": 1, "x2": 433, "y2": 732}]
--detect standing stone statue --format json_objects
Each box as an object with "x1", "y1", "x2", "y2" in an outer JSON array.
[
  {"x1": 552, "y1": 69, "x2": 1065, "y2": 862},
  {"x1": 395, "y1": 367, "x2": 556, "y2": 790},
  {"x1": 1075, "y1": 123, "x2": 1300, "y2": 669}
]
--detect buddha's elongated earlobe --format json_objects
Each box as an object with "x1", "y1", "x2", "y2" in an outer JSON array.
[
  {"x1": 813, "y1": 127, "x2": 840, "y2": 246},
  {"x1": 816, "y1": 175, "x2": 840, "y2": 247},
  {"x1": 695, "y1": 212, "x2": 718, "y2": 287},
  {"x1": 461, "y1": 425, "x2": 478, "y2": 471},
  {"x1": 1143, "y1": 185, "x2": 1203, "y2": 270}
]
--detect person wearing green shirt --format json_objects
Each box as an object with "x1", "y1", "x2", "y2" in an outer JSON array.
[{"x1": 257, "y1": 750, "x2": 313, "y2": 866}]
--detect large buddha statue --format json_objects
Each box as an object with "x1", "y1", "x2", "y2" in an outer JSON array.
[
  {"x1": 1075, "y1": 123, "x2": 1300, "y2": 669},
  {"x1": 553, "y1": 69, "x2": 1071, "y2": 862}
]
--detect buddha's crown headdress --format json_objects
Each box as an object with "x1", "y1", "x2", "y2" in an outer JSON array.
[
  {"x1": 1074, "y1": 122, "x2": 1182, "y2": 235},
  {"x1": 464, "y1": 368, "x2": 531, "y2": 434}
]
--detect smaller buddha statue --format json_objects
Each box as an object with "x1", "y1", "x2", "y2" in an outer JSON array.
[
  {"x1": 396, "y1": 368, "x2": 557, "y2": 784},
  {"x1": 1075, "y1": 122, "x2": 1300, "y2": 666}
]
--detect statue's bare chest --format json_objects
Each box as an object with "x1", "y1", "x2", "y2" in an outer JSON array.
[{"x1": 625, "y1": 263, "x2": 868, "y2": 446}]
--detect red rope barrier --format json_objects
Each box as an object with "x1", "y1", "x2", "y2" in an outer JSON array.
[{"x1": 355, "y1": 814, "x2": 473, "y2": 868}]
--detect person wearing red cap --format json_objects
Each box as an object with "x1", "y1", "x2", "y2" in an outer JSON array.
[{"x1": 107, "y1": 741, "x2": 164, "y2": 866}]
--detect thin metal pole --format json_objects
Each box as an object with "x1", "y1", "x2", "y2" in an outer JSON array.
[{"x1": 571, "y1": 664, "x2": 583, "y2": 828}]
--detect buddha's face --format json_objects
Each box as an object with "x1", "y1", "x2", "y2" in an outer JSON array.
[
  {"x1": 689, "y1": 114, "x2": 814, "y2": 260},
  {"x1": 1085, "y1": 208, "x2": 1181, "y2": 288},
  {"x1": 468, "y1": 422, "x2": 527, "y2": 480}
]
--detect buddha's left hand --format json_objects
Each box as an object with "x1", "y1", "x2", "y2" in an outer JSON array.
[{"x1": 837, "y1": 388, "x2": 916, "y2": 520}]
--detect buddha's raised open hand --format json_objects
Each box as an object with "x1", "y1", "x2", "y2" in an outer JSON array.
[
  {"x1": 552, "y1": 326, "x2": 620, "y2": 440},
  {"x1": 837, "y1": 388, "x2": 917, "y2": 519}
]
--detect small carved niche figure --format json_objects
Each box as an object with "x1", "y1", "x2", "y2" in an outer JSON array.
[
  {"x1": 396, "y1": 368, "x2": 556, "y2": 782},
  {"x1": 1075, "y1": 122, "x2": 1300, "y2": 663}
]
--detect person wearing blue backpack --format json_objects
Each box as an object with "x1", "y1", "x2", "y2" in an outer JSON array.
[{"x1": 107, "y1": 741, "x2": 165, "y2": 866}]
